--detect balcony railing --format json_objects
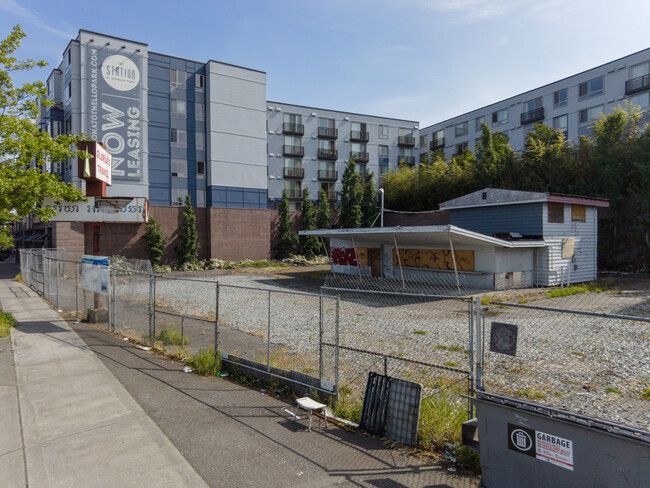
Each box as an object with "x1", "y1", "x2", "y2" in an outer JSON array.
[
  {"x1": 282, "y1": 123, "x2": 304, "y2": 135},
  {"x1": 318, "y1": 148, "x2": 338, "y2": 160},
  {"x1": 318, "y1": 127, "x2": 338, "y2": 139},
  {"x1": 350, "y1": 130, "x2": 369, "y2": 142},
  {"x1": 626, "y1": 74, "x2": 650, "y2": 95},
  {"x1": 350, "y1": 152, "x2": 369, "y2": 163},
  {"x1": 283, "y1": 145, "x2": 304, "y2": 157},
  {"x1": 398, "y1": 155, "x2": 415, "y2": 165},
  {"x1": 283, "y1": 188, "x2": 303, "y2": 199},
  {"x1": 283, "y1": 167, "x2": 304, "y2": 179},
  {"x1": 430, "y1": 137, "x2": 445, "y2": 150},
  {"x1": 398, "y1": 135, "x2": 415, "y2": 147},
  {"x1": 318, "y1": 170, "x2": 338, "y2": 181},
  {"x1": 521, "y1": 107, "x2": 545, "y2": 125}
]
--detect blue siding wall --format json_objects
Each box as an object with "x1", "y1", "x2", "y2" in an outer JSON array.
[
  {"x1": 148, "y1": 53, "x2": 171, "y2": 205},
  {"x1": 449, "y1": 203, "x2": 543, "y2": 236},
  {"x1": 208, "y1": 187, "x2": 268, "y2": 209}
]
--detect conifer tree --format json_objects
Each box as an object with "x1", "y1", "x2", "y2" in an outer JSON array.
[
  {"x1": 317, "y1": 189, "x2": 331, "y2": 229},
  {"x1": 176, "y1": 194, "x2": 199, "y2": 266},
  {"x1": 144, "y1": 217, "x2": 166, "y2": 267},
  {"x1": 275, "y1": 190, "x2": 298, "y2": 259},
  {"x1": 340, "y1": 159, "x2": 362, "y2": 228},
  {"x1": 361, "y1": 172, "x2": 377, "y2": 227},
  {"x1": 300, "y1": 188, "x2": 320, "y2": 258}
]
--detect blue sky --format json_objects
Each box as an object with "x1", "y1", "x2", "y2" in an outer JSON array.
[{"x1": 2, "y1": 0, "x2": 649, "y2": 127}]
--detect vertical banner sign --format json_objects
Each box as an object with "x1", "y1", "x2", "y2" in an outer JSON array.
[
  {"x1": 86, "y1": 36, "x2": 145, "y2": 181},
  {"x1": 81, "y1": 255, "x2": 111, "y2": 293}
]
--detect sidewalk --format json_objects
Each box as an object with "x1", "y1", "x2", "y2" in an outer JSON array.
[
  {"x1": 0, "y1": 260, "x2": 479, "y2": 487},
  {"x1": 0, "y1": 261, "x2": 208, "y2": 487}
]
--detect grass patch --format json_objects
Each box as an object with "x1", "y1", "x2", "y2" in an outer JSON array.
[
  {"x1": 571, "y1": 351, "x2": 587, "y2": 358},
  {"x1": 455, "y1": 444, "x2": 482, "y2": 474},
  {"x1": 605, "y1": 387, "x2": 622, "y2": 394},
  {"x1": 515, "y1": 387, "x2": 546, "y2": 400},
  {"x1": 641, "y1": 388, "x2": 650, "y2": 401},
  {"x1": 443, "y1": 361, "x2": 459, "y2": 368},
  {"x1": 413, "y1": 330, "x2": 426, "y2": 335},
  {"x1": 434, "y1": 344, "x2": 466, "y2": 353},
  {"x1": 15, "y1": 273, "x2": 22, "y2": 283},
  {"x1": 546, "y1": 282, "x2": 604, "y2": 299},
  {"x1": 332, "y1": 385, "x2": 363, "y2": 424},
  {"x1": 0, "y1": 310, "x2": 16, "y2": 338},
  {"x1": 185, "y1": 347, "x2": 221, "y2": 376},
  {"x1": 418, "y1": 391, "x2": 468, "y2": 450},
  {"x1": 155, "y1": 328, "x2": 188, "y2": 346}
]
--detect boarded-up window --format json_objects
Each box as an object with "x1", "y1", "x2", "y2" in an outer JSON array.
[
  {"x1": 392, "y1": 249, "x2": 475, "y2": 271},
  {"x1": 562, "y1": 238, "x2": 575, "y2": 258},
  {"x1": 548, "y1": 202, "x2": 564, "y2": 223},
  {"x1": 572, "y1": 204, "x2": 586, "y2": 222}
]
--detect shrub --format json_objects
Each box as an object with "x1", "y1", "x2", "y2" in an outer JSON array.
[
  {"x1": 186, "y1": 347, "x2": 221, "y2": 376},
  {"x1": 0, "y1": 310, "x2": 16, "y2": 338}
]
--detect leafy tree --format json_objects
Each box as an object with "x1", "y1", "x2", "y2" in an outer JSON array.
[
  {"x1": 0, "y1": 25, "x2": 86, "y2": 247},
  {"x1": 340, "y1": 159, "x2": 362, "y2": 228},
  {"x1": 361, "y1": 172, "x2": 377, "y2": 226},
  {"x1": 275, "y1": 190, "x2": 297, "y2": 259},
  {"x1": 474, "y1": 123, "x2": 516, "y2": 188},
  {"x1": 316, "y1": 189, "x2": 331, "y2": 229},
  {"x1": 299, "y1": 188, "x2": 320, "y2": 258},
  {"x1": 175, "y1": 194, "x2": 199, "y2": 266},
  {"x1": 144, "y1": 217, "x2": 166, "y2": 267}
]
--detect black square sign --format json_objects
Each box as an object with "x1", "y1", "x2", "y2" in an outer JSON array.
[
  {"x1": 490, "y1": 322, "x2": 518, "y2": 356},
  {"x1": 508, "y1": 423, "x2": 536, "y2": 457}
]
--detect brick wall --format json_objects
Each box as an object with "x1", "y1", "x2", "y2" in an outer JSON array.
[
  {"x1": 53, "y1": 222, "x2": 85, "y2": 260},
  {"x1": 209, "y1": 208, "x2": 272, "y2": 261}
]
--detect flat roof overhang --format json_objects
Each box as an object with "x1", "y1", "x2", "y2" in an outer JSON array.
[{"x1": 300, "y1": 225, "x2": 546, "y2": 249}]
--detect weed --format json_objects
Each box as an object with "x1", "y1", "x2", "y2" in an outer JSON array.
[
  {"x1": 571, "y1": 351, "x2": 587, "y2": 358},
  {"x1": 444, "y1": 361, "x2": 458, "y2": 368},
  {"x1": 546, "y1": 282, "x2": 604, "y2": 299},
  {"x1": 515, "y1": 387, "x2": 546, "y2": 400},
  {"x1": 418, "y1": 392, "x2": 468, "y2": 450},
  {"x1": 413, "y1": 330, "x2": 426, "y2": 335},
  {"x1": 518, "y1": 298, "x2": 529, "y2": 304},
  {"x1": 186, "y1": 347, "x2": 221, "y2": 376},
  {"x1": 435, "y1": 344, "x2": 466, "y2": 353},
  {"x1": 0, "y1": 310, "x2": 16, "y2": 338},
  {"x1": 641, "y1": 388, "x2": 650, "y2": 401},
  {"x1": 454, "y1": 444, "x2": 482, "y2": 474},
  {"x1": 605, "y1": 387, "x2": 622, "y2": 394},
  {"x1": 155, "y1": 329, "x2": 188, "y2": 346},
  {"x1": 15, "y1": 273, "x2": 22, "y2": 283},
  {"x1": 332, "y1": 385, "x2": 363, "y2": 424}
]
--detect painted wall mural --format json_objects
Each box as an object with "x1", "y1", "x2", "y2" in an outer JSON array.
[{"x1": 392, "y1": 249, "x2": 475, "y2": 271}]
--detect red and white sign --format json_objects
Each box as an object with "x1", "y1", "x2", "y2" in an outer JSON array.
[
  {"x1": 93, "y1": 142, "x2": 112, "y2": 185},
  {"x1": 78, "y1": 141, "x2": 112, "y2": 186}
]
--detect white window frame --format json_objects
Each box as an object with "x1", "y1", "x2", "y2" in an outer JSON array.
[
  {"x1": 170, "y1": 99, "x2": 186, "y2": 118},
  {"x1": 379, "y1": 125, "x2": 389, "y2": 139},
  {"x1": 196, "y1": 160, "x2": 206, "y2": 179},
  {"x1": 196, "y1": 190, "x2": 206, "y2": 208},
  {"x1": 554, "y1": 88, "x2": 568, "y2": 108},
  {"x1": 170, "y1": 69, "x2": 186, "y2": 89},
  {"x1": 579, "y1": 105, "x2": 604, "y2": 124},
  {"x1": 492, "y1": 108, "x2": 508, "y2": 126},
  {"x1": 171, "y1": 128, "x2": 187, "y2": 148},
  {"x1": 195, "y1": 74, "x2": 205, "y2": 92},
  {"x1": 171, "y1": 159, "x2": 187, "y2": 178},
  {"x1": 196, "y1": 132, "x2": 205, "y2": 150},
  {"x1": 195, "y1": 103, "x2": 204, "y2": 121},
  {"x1": 579, "y1": 76, "x2": 603, "y2": 99}
]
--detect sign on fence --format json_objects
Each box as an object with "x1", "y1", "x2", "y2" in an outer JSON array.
[{"x1": 82, "y1": 255, "x2": 110, "y2": 293}]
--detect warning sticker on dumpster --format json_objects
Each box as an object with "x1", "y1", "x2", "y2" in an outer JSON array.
[{"x1": 535, "y1": 431, "x2": 573, "y2": 471}]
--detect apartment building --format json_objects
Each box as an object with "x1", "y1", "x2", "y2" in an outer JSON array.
[
  {"x1": 266, "y1": 102, "x2": 418, "y2": 209},
  {"x1": 419, "y1": 47, "x2": 650, "y2": 161}
]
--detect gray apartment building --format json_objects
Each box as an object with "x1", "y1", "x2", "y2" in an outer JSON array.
[{"x1": 419, "y1": 47, "x2": 650, "y2": 161}]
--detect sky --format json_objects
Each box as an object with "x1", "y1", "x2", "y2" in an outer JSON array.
[{"x1": 2, "y1": 0, "x2": 649, "y2": 127}]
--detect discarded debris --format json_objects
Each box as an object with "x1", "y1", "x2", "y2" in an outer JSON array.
[
  {"x1": 182, "y1": 366, "x2": 193, "y2": 373},
  {"x1": 448, "y1": 467, "x2": 457, "y2": 473},
  {"x1": 283, "y1": 408, "x2": 300, "y2": 420},
  {"x1": 122, "y1": 337, "x2": 129, "y2": 341},
  {"x1": 136, "y1": 345, "x2": 151, "y2": 351}
]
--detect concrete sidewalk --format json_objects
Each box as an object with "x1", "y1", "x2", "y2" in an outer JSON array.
[{"x1": 0, "y1": 261, "x2": 208, "y2": 487}]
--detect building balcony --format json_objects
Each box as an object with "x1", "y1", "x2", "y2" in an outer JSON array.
[
  {"x1": 283, "y1": 167, "x2": 304, "y2": 179},
  {"x1": 398, "y1": 135, "x2": 415, "y2": 147},
  {"x1": 318, "y1": 148, "x2": 338, "y2": 160},
  {"x1": 283, "y1": 123, "x2": 304, "y2": 135},
  {"x1": 318, "y1": 169, "x2": 338, "y2": 181},
  {"x1": 284, "y1": 188, "x2": 303, "y2": 200},
  {"x1": 626, "y1": 74, "x2": 650, "y2": 95},
  {"x1": 318, "y1": 127, "x2": 338, "y2": 139},
  {"x1": 430, "y1": 137, "x2": 445, "y2": 150},
  {"x1": 521, "y1": 107, "x2": 545, "y2": 125},
  {"x1": 350, "y1": 152, "x2": 369, "y2": 163},
  {"x1": 398, "y1": 155, "x2": 415, "y2": 165},
  {"x1": 283, "y1": 145, "x2": 304, "y2": 157},
  {"x1": 325, "y1": 190, "x2": 337, "y2": 201},
  {"x1": 350, "y1": 130, "x2": 369, "y2": 142}
]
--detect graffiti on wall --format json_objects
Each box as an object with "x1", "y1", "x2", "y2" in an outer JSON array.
[
  {"x1": 392, "y1": 249, "x2": 475, "y2": 271},
  {"x1": 332, "y1": 247, "x2": 368, "y2": 266}
]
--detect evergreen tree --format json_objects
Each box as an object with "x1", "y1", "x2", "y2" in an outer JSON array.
[
  {"x1": 275, "y1": 190, "x2": 298, "y2": 259},
  {"x1": 317, "y1": 189, "x2": 332, "y2": 229},
  {"x1": 144, "y1": 217, "x2": 166, "y2": 267},
  {"x1": 176, "y1": 194, "x2": 199, "y2": 266},
  {"x1": 340, "y1": 159, "x2": 362, "y2": 228},
  {"x1": 361, "y1": 172, "x2": 377, "y2": 226},
  {"x1": 300, "y1": 188, "x2": 320, "y2": 258}
]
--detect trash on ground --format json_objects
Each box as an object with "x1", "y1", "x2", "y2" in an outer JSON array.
[
  {"x1": 283, "y1": 408, "x2": 300, "y2": 420},
  {"x1": 182, "y1": 366, "x2": 193, "y2": 373},
  {"x1": 136, "y1": 345, "x2": 151, "y2": 351},
  {"x1": 260, "y1": 389, "x2": 267, "y2": 394},
  {"x1": 220, "y1": 372, "x2": 228, "y2": 377},
  {"x1": 180, "y1": 357, "x2": 186, "y2": 362},
  {"x1": 447, "y1": 467, "x2": 457, "y2": 472},
  {"x1": 122, "y1": 337, "x2": 129, "y2": 341},
  {"x1": 57, "y1": 309, "x2": 63, "y2": 313}
]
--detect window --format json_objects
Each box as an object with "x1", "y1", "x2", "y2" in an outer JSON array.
[
  {"x1": 196, "y1": 190, "x2": 206, "y2": 208},
  {"x1": 398, "y1": 147, "x2": 414, "y2": 165},
  {"x1": 284, "y1": 135, "x2": 301, "y2": 149},
  {"x1": 196, "y1": 161, "x2": 205, "y2": 179},
  {"x1": 285, "y1": 158, "x2": 302, "y2": 170},
  {"x1": 524, "y1": 97, "x2": 542, "y2": 112},
  {"x1": 172, "y1": 189, "x2": 187, "y2": 206},
  {"x1": 420, "y1": 134, "x2": 428, "y2": 147},
  {"x1": 379, "y1": 145, "x2": 389, "y2": 165},
  {"x1": 284, "y1": 180, "x2": 301, "y2": 199},
  {"x1": 454, "y1": 121, "x2": 469, "y2": 137},
  {"x1": 628, "y1": 92, "x2": 649, "y2": 109},
  {"x1": 454, "y1": 142, "x2": 468, "y2": 156},
  {"x1": 195, "y1": 103, "x2": 204, "y2": 121},
  {"x1": 170, "y1": 69, "x2": 186, "y2": 89},
  {"x1": 351, "y1": 142, "x2": 366, "y2": 159},
  {"x1": 171, "y1": 159, "x2": 187, "y2": 178},
  {"x1": 318, "y1": 117, "x2": 336, "y2": 137},
  {"x1": 52, "y1": 162, "x2": 62, "y2": 174},
  {"x1": 554, "y1": 88, "x2": 567, "y2": 108},
  {"x1": 65, "y1": 117, "x2": 71, "y2": 134},
  {"x1": 553, "y1": 115, "x2": 568, "y2": 139},
  {"x1": 548, "y1": 202, "x2": 564, "y2": 223},
  {"x1": 379, "y1": 165, "x2": 389, "y2": 176},
  {"x1": 195, "y1": 74, "x2": 205, "y2": 92},
  {"x1": 492, "y1": 108, "x2": 508, "y2": 126},
  {"x1": 319, "y1": 139, "x2": 335, "y2": 151},
  {"x1": 65, "y1": 49, "x2": 71, "y2": 70},
  {"x1": 171, "y1": 128, "x2": 187, "y2": 147},
  {"x1": 579, "y1": 105, "x2": 603, "y2": 124},
  {"x1": 431, "y1": 129, "x2": 444, "y2": 148},
  {"x1": 351, "y1": 121, "x2": 367, "y2": 140},
  {"x1": 572, "y1": 205, "x2": 586, "y2": 222},
  {"x1": 475, "y1": 115, "x2": 487, "y2": 132},
  {"x1": 52, "y1": 121, "x2": 62, "y2": 137},
  {"x1": 630, "y1": 62, "x2": 649, "y2": 79},
  {"x1": 65, "y1": 83, "x2": 72, "y2": 103},
  {"x1": 47, "y1": 79, "x2": 52, "y2": 98},
  {"x1": 283, "y1": 113, "x2": 303, "y2": 133},
  {"x1": 379, "y1": 125, "x2": 389, "y2": 139},
  {"x1": 196, "y1": 132, "x2": 205, "y2": 150},
  {"x1": 285, "y1": 113, "x2": 302, "y2": 125},
  {"x1": 579, "y1": 76, "x2": 603, "y2": 99},
  {"x1": 170, "y1": 99, "x2": 186, "y2": 118}
]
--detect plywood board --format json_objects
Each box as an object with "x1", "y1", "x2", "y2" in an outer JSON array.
[{"x1": 392, "y1": 249, "x2": 475, "y2": 271}]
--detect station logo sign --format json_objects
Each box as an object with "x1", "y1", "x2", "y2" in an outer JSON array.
[{"x1": 101, "y1": 55, "x2": 140, "y2": 92}]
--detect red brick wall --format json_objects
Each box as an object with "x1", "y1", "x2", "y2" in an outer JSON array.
[
  {"x1": 53, "y1": 222, "x2": 85, "y2": 259},
  {"x1": 209, "y1": 208, "x2": 272, "y2": 261}
]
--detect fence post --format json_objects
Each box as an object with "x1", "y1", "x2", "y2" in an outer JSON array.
[
  {"x1": 148, "y1": 274, "x2": 154, "y2": 346},
  {"x1": 319, "y1": 295, "x2": 323, "y2": 384},
  {"x1": 474, "y1": 295, "x2": 484, "y2": 392},
  {"x1": 267, "y1": 290, "x2": 271, "y2": 373},
  {"x1": 75, "y1": 262, "x2": 80, "y2": 318},
  {"x1": 111, "y1": 268, "x2": 117, "y2": 330},
  {"x1": 468, "y1": 299, "x2": 475, "y2": 419},
  {"x1": 152, "y1": 275, "x2": 157, "y2": 339},
  {"x1": 214, "y1": 282, "x2": 219, "y2": 361},
  {"x1": 107, "y1": 267, "x2": 112, "y2": 330},
  {"x1": 383, "y1": 356, "x2": 388, "y2": 376},
  {"x1": 181, "y1": 315, "x2": 185, "y2": 348},
  {"x1": 335, "y1": 295, "x2": 340, "y2": 400},
  {"x1": 55, "y1": 258, "x2": 60, "y2": 308}
]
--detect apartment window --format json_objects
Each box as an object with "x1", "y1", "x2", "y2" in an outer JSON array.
[
  {"x1": 454, "y1": 142, "x2": 468, "y2": 156},
  {"x1": 65, "y1": 117, "x2": 71, "y2": 134},
  {"x1": 432, "y1": 129, "x2": 444, "y2": 148},
  {"x1": 319, "y1": 139, "x2": 335, "y2": 152},
  {"x1": 548, "y1": 202, "x2": 564, "y2": 223},
  {"x1": 285, "y1": 113, "x2": 302, "y2": 125},
  {"x1": 579, "y1": 105, "x2": 604, "y2": 124},
  {"x1": 171, "y1": 159, "x2": 187, "y2": 178},
  {"x1": 628, "y1": 92, "x2": 650, "y2": 109},
  {"x1": 379, "y1": 125, "x2": 389, "y2": 139},
  {"x1": 195, "y1": 74, "x2": 205, "y2": 92},
  {"x1": 196, "y1": 132, "x2": 205, "y2": 150},
  {"x1": 454, "y1": 121, "x2": 469, "y2": 137},
  {"x1": 170, "y1": 99, "x2": 186, "y2": 118},
  {"x1": 379, "y1": 145, "x2": 389, "y2": 165},
  {"x1": 553, "y1": 114, "x2": 568, "y2": 139},
  {"x1": 285, "y1": 158, "x2": 302, "y2": 170},
  {"x1": 170, "y1": 69, "x2": 186, "y2": 89},
  {"x1": 172, "y1": 189, "x2": 187, "y2": 206},
  {"x1": 420, "y1": 134, "x2": 428, "y2": 147},
  {"x1": 64, "y1": 83, "x2": 72, "y2": 103},
  {"x1": 52, "y1": 121, "x2": 62, "y2": 137},
  {"x1": 351, "y1": 121, "x2": 368, "y2": 140},
  {"x1": 524, "y1": 97, "x2": 542, "y2": 112},
  {"x1": 196, "y1": 190, "x2": 206, "y2": 208},
  {"x1": 195, "y1": 103, "x2": 204, "y2": 121},
  {"x1": 283, "y1": 113, "x2": 303, "y2": 134},
  {"x1": 554, "y1": 88, "x2": 568, "y2": 108},
  {"x1": 284, "y1": 135, "x2": 301, "y2": 147},
  {"x1": 65, "y1": 49, "x2": 71, "y2": 70},
  {"x1": 47, "y1": 79, "x2": 52, "y2": 97},
  {"x1": 196, "y1": 161, "x2": 205, "y2": 179},
  {"x1": 318, "y1": 117, "x2": 337, "y2": 137},
  {"x1": 572, "y1": 204, "x2": 586, "y2": 222},
  {"x1": 284, "y1": 180, "x2": 302, "y2": 199},
  {"x1": 475, "y1": 115, "x2": 487, "y2": 132},
  {"x1": 630, "y1": 62, "x2": 649, "y2": 79},
  {"x1": 52, "y1": 162, "x2": 62, "y2": 174},
  {"x1": 171, "y1": 128, "x2": 187, "y2": 147},
  {"x1": 379, "y1": 165, "x2": 389, "y2": 176},
  {"x1": 579, "y1": 76, "x2": 603, "y2": 99},
  {"x1": 398, "y1": 147, "x2": 414, "y2": 165},
  {"x1": 492, "y1": 108, "x2": 508, "y2": 126},
  {"x1": 351, "y1": 142, "x2": 367, "y2": 159}
]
